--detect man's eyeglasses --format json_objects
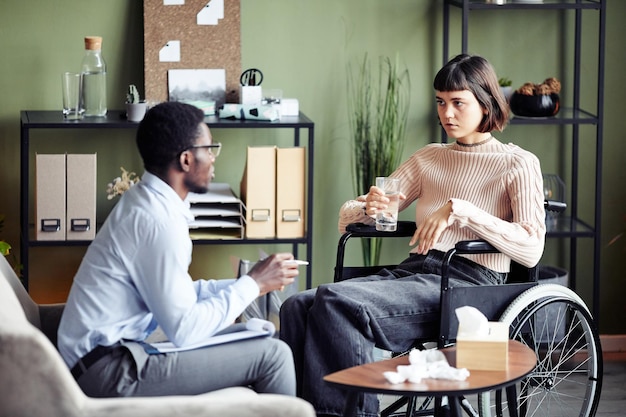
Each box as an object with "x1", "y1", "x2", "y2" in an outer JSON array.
[{"x1": 184, "y1": 143, "x2": 222, "y2": 157}]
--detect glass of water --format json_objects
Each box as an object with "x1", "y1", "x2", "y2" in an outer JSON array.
[{"x1": 375, "y1": 177, "x2": 400, "y2": 231}]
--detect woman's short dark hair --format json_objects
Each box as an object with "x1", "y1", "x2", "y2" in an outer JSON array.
[
  {"x1": 434, "y1": 54, "x2": 509, "y2": 132},
  {"x1": 136, "y1": 101, "x2": 205, "y2": 175}
]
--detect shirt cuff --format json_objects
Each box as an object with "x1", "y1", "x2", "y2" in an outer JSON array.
[{"x1": 235, "y1": 274, "x2": 261, "y2": 301}]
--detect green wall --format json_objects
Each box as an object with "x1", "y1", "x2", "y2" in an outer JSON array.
[{"x1": 0, "y1": 0, "x2": 624, "y2": 333}]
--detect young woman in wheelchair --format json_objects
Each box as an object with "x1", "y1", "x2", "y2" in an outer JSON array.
[{"x1": 280, "y1": 54, "x2": 546, "y2": 417}]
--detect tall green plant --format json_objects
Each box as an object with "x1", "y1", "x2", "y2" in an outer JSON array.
[{"x1": 347, "y1": 54, "x2": 410, "y2": 266}]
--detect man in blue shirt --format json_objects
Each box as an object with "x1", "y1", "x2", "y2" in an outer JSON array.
[{"x1": 58, "y1": 101, "x2": 298, "y2": 397}]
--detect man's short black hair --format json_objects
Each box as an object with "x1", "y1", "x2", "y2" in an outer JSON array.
[{"x1": 136, "y1": 101, "x2": 205, "y2": 176}]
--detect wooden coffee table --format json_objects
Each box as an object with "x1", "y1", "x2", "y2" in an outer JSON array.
[{"x1": 324, "y1": 340, "x2": 537, "y2": 417}]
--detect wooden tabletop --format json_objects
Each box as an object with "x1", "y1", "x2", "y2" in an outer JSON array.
[{"x1": 324, "y1": 340, "x2": 537, "y2": 397}]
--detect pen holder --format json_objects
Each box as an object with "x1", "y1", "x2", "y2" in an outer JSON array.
[{"x1": 240, "y1": 86, "x2": 262, "y2": 105}]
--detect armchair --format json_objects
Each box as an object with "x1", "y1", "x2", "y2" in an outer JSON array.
[{"x1": 0, "y1": 255, "x2": 315, "y2": 417}]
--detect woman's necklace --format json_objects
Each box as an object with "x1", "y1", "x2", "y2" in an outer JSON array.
[{"x1": 456, "y1": 136, "x2": 493, "y2": 147}]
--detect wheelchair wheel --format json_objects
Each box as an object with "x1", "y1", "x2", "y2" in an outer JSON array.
[{"x1": 478, "y1": 284, "x2": 602, "y2": 417}]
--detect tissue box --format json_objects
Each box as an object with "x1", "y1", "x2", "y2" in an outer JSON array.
[{"x1": 456, "y1": 321, "x2": 509, "y2": 371}]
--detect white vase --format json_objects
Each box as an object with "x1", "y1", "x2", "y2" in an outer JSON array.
[
  {"x1": 500, "y1": 86, "x2": 513, "y2": 102},
  {"x1": 126, "y1": 102, "x2": 147, "y2": 122}
]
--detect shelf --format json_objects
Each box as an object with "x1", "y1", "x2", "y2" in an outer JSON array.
[
  {"x1": 21, "y1": 110, "x2": 314, "y2": 130},
  {"x1": 20, "y1": 110, "x2": 315, "y2": 290},
  {"x1": 443, "y1": 0, "x2": 605, "y2": 323},
  {"x1": 21, "y1": 110, "x2": 133, "y2": 128},
  {"x1": 509, "y1": 107, "x2": 599, "y2": 125},
  {"x1": 446, "y1": 0, "x2": 603, "y2": 10},
  {"x1": 26, "y1": 225, "x2": 310, "y2": 247},
  {"x1": 545, "y1": 216, "x2": 595, "y2": 238}
]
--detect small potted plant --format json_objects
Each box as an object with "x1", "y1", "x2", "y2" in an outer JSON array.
[
  {"x1": 125, "y1": 84, "x2": 147, "y2": 122},
  {"x1": 509, "y1": 77, "x2": 561, "y2": 118},
  {"x1": 498, "y1": 77, "x2": 513, "y2": 102}
]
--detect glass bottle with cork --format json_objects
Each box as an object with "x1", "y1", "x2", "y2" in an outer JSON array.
[{"x1": 81, "y1": 36, "x2": 107, "y2": 117}]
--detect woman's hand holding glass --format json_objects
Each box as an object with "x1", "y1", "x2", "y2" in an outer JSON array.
[{"x1": 362, "y1": 186, "x2": 406, "y2": 217}]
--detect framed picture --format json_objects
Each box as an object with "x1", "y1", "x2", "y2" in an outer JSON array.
[{"x1": 168, "y1": 69, "x2": 226, "y2": 107}]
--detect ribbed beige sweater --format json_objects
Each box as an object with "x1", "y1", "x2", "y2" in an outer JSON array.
[{"x1": 338, "y1": 139, "x2": 546, "y2": 273}]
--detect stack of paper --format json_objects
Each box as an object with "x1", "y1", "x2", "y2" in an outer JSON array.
[{"x1": 187, "y1": 183, "x2": 245, "y2": 240}]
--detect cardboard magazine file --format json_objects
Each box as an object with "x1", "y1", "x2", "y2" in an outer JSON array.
[
  {"x1": 187, "y1": 183, "x2": 245, "y2": 239},
  {"x1": 276, "y1": 147, "x2": 305, "y2": 238},
  {"x1": 35, "y1": 154, "x2": 66, "y2": 241},
  {"x1": 240, "y1": 146, "x2": 276, "y2": 238},
  {"x1": 66, "y1": 154, "x2": 97, "y2": 241}
]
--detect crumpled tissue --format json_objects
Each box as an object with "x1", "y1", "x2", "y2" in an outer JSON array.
[{"x1": 383, "y1": 349, "x2": 470, "y2": 384}]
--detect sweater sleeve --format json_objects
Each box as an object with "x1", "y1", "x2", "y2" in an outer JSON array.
[
  {"x1": 448, "y1": 150, "x2": 546, "y2": 268},
  {"x1": 338, "y1": 197, "x2": 374, "y2": 233},
  {"x1": 337, "y1": 146, "x2": 435, "y2": 234}
]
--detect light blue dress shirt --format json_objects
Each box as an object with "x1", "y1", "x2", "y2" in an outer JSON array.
[{"x1": 58, "y1": 172, "x2": 260, "y2": 368}]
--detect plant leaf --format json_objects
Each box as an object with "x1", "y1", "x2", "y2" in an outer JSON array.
[{"x1": 0, "y1": 241, "x2": 10, "y2": 256}]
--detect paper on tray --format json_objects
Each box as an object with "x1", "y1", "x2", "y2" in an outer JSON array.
[
  {"x1": 148, "y1": 318, "x2": 275, "y2": 353},
  {"x1": 383, "y1": 349, "x2": 470, "y2": 384}
]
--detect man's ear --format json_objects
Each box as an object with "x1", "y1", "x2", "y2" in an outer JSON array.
[{"x1": 178, "y1": 150, "x2": 192, "y2": 172}]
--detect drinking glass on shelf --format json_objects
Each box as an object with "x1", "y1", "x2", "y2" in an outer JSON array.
[{"x1": 543, "y1": 173, "x2": 565, "y2": 231}]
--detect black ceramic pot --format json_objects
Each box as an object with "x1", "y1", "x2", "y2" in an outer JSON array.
[{"x1": 509, "y1": 93, "x2": 560, "y2": 117}]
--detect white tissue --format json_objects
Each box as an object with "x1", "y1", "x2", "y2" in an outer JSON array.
[
  {"x1": 382, "y1": 349, "x2": 470, "y2": 384},
  {"x1": 455, "y1": 306, "x2": 489, "y2": 338}
]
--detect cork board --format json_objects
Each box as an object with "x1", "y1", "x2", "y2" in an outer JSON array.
[{"x1": 143, "y1": 0, "x2": 241, "y2": 104}]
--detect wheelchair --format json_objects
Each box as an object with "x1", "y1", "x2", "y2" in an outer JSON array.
[{"x1": 333, "y1": 201, "x2": 602, "y2": 417}]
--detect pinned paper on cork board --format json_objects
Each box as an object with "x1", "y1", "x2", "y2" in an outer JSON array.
[{"x1": 143, "y1": 0, "x2": 241, "y2": 104}]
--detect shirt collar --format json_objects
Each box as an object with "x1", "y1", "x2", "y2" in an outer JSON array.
[{"x1": 141, "y1": 171, "x2": 194, "y2": 222}]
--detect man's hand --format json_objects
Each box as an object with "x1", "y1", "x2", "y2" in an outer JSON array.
[
  {"x1": 248, "y1": 253, "x2": 300, "y2": 295},
  {"x1": 409, "y1": 201, "x2": 452, "y2": 254}
]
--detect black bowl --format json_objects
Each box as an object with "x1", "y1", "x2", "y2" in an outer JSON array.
[{"x1": 509, "y1": 93, "x2": 560, "y2": 118}]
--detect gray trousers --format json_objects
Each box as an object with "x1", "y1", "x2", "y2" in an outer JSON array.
[
  {"x1": 280, "y1": 251, "x2": 505, "y2": 417},
  {"x1": 77, "y1": 336, "x2": 295, "y2": 398}
]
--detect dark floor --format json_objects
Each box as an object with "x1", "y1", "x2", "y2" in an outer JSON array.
[{"x1": 596, "y1": 352, "x2": 626, "y2": 416}]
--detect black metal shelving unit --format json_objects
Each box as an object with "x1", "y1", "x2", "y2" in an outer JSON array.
[
  {"x1": 19, "y1": 110, "x2": 315, "y2": 290},
  {"x1": 442, "y1": 0, "x2": 605, "y2": 323}
]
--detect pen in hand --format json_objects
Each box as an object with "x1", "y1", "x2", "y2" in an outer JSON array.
[
  {"x1": 279, "y1": 260, "x2": 308, "y2": 291},
  {"x1": 284, "y1": 260, "x2": 309, "y2": 266}
]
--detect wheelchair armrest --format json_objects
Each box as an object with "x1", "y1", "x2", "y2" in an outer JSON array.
[
  {"x1": 545, "y1": 200, "x2": 566, "y2": 213},
  {"x1": 451, "y1": 200, "x2": 563, "y2": 257},
  {"x1": 453, "y1": 239, "x2": 499, "y2": 254},
  {"x1": 442, "y1": 238, "x2": 537, "y2": 290},
  {"x1": 334, "y1": 221, "x2": 417, "y2": 282},
  {"x1": 441, "y1": 240, "x2": 499, "y2": 290},
  {"x1": 345, "y1": 221, "x2": 416, "y2": 238}
]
